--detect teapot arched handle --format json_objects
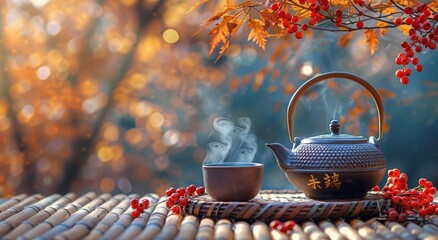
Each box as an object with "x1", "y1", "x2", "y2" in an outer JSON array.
[{"x1": 287, "y1": 72, "x2": 384, "y2": 143}]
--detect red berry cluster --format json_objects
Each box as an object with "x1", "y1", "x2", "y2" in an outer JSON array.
[
  {"x1": 394, "y1": 4, "x2": 438, "y2": 85},
  {"x1": 371, "y1": 168, "x2": 438, "y2": 222},
  {"x1": 130, "y1": 198, "x2": 150, "y2": 218},
  {"x1": 352, "y1": 0, "x2": 365, "y2": 7},
  {"x1": 270, "y1": 3, "x2": 302, "y2": 39},
  {"x1": 130, "y1": 184, "x2": 206, "y2": 218},
  {"x1": 165, "y1": 185, "x2": 205, "y2": 215},
  {"x1": 269, "y1": 220, "x2": 296, "y2": 234},
  {"x1": 270, "y1": 0, "x2": 328, "y2": 39}
]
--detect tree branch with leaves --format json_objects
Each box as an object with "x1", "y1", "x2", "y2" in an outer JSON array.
[{"x1": 198, "y1": 0, "x2": 437, "y2": 84}]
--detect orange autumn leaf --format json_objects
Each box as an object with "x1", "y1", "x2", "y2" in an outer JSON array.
[
  {"x1": 270, "y1": 43, "x2": 288, "y2": 62},
  {"x1": 351, "y1": 89, "x2": 362, "y2": 101},
  {"x1": 283, "y1": 83, "x2": 296, "y2": 95},
  {"x1": 393, "y1": 0, "x2": 418, "y2": 6},
  {"x1": 307, "y1": 91, "x2": 319, "y2": 100},
  {"x1": 348, "y1": 105, "x2": 366, "y2": 116},
  {"x1": 207, "y1": 16, "x2": 242, "y2": 57},
  {"x1": 364, "y1": 29, "x2": 379, "y2": 55},
  {"x1": 260, "y1": 9, "x2": 280, "y2": 24},
  {"x1": 187, "y1": 0, "x2": 209, "y2": 13},
  {"x1": 242, "y1": 75, "x2": 251, "y2": 86},
  {"x1": 253, "y1": 71, "x2": 265, "y2": 91},
  {"x1": 229, "y1": 77, "x2": 239, "y2": 92},
  {"x1": 201, "y1": 6, "x2": 236, "y2": 27},
  {"x1": 247, "y1": 19, "x2": 268, "y2": 49},
  {"x1": 267, "y1": 85, "x2": 278, "y2": 93},
  {"x1": 381, "y1": 6, "x2": 398, "y2": 14},
  {"x1": 338, "y1": 32, "x2": 354, "y2": 48},
  {"x1": 328, "y1": 0, "x2": 350, "y2": 6},
  {"x1": 208, "y1": 17, "x2": 231, "y2": 56},
  {"x1": 376, "y1": 21, "x2": 388, "y2": 36},
  {"x1": 398, "y1": 25, "x2": 411, "y2": 36},
  {"x1": 377, "y1": 88, "x2": 396, "y2": 99},
  {"x1": 327, "y1": 80, "x2": 338, "y2": 89},
  {"x1": 238, "y1": 1, "x2": 262, "y2": 7}
]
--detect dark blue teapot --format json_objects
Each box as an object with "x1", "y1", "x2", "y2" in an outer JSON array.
[{"x1": 266, "y1": 72, "x2": 386, "y2": 199}]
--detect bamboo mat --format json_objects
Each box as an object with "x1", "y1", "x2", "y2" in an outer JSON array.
[{"x1": 0, "y1": 193, "x2": 438, "y2": 240}]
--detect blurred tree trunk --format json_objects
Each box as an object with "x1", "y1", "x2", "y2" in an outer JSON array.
[
  {"x1": 56, "y1": 0, "x2": 165, "y2": 193},
  {"x1": 0, "y1": 2, "x2": 36, "y2": 194}
]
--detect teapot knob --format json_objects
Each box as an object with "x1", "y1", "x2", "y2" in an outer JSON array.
[{"x1": 329, "y1": 120, "x2": 340, "y2": 135}]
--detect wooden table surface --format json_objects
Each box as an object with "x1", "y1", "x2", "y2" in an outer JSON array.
[{"x1": 0, "y1": 192, "x2": 438, "y2": 240}]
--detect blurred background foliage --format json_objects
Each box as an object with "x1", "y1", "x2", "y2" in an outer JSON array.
[{"x1": 0, "y1": 0, "x2": 437, "y2": 196}]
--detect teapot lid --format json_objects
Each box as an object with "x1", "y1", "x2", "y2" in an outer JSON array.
[{"x1": 301, "y1": 120, "x2": 368, "y2": 144}]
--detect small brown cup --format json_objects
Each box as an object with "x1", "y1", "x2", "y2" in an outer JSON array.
[{"x1": 202, "y1": 162, "x2": 263, "y2": 202}]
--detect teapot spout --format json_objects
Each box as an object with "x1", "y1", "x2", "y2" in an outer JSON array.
[{"x1": 266, "y1": 143, "x2": 291, "y2": 172}]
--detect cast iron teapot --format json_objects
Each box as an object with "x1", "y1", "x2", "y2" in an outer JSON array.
[{"x1": 266, "y1": 72, "x2": 386, "y2": 199}]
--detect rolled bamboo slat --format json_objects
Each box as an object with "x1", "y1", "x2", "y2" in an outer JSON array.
[
  {"x1": 195, "y1": 217, "x2": 214, "y2": 240},
  {"x1": 214, "y1": 219, "x2": 234, "y2": 240},
  {"x1": 406, "y1": 222, "x2": 424, "y2": 236},
  {"x1": 53, "y1": 194, "x2": 126, "y2": 240},
  {"x1": 3, "y1": 193, "x2": 75, "y2": 239},
  {"x1": 0, "y1": 194, "x2": 43, "y2": 221},
  {"x1": 83, "y1": 194, "x2": 138, "y2": 240},
  {"x1": 0, "y1": 194, "x2": 27, "y2": 212},
  {"x1": 290, "y1": 224, "x2": 308, "y2": 240},
  {"x1": 154, "y1": 214, "x2": 182, "y2": 239},
  {"x1": 387, "y1": 222, "x2": 416, "y2": 240},
  {"x1": 251, "y1": 222, "x2": 271, "y2": 240},
  {"x1": 406, "y1": 222, "x2": 438, "y2": 240},
  {"x1": 302, "y1": 221, "x2": 329, "y2": 240},
  {"x1": 134, "y1": 201, "x2": 169, "y2": 240},
  {"x1": 0, "y1": 194, "x2": 60, "y2": 236},
  {"x1": 102, "y1": 193, "x2": 159, "y2": 240},
  {"x1": 349, "y1": 218, "x2": 382, "y2": 240},
  {"x1": 318, "y1": 220, "x2": 346, "y2": 240},
  {"x1": 334, "y1": 219, "x2": 363, "y2": 240},
  {"x1": 19, "y1": 192, "x2": 96, "y2": 239},
  {"x1": 422, "y1": 224, "x2": 438, "y2": 235},
  {"x1": 367, "y1": 219, "x2": 399, "y2": 240},
  {"x1": 36, "y1": 193, "x2": 111, "y2": 240},
  {"x1": 430, "y1": 215, "x2": 438, "y2": 225},
  {"x1": 269, "y1": 228, "x2": 288, "y2": 240},
  {"x1": 176, "y1": 215, "x2": 199, "y2": 240},
  {"x1": 234, "y1": 221, "x2": 252, "y2": 240}
]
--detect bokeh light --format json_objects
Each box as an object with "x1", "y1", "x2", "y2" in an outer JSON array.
[{"x1": 162, "y1": 29, "x2": 179, "y2": 44}]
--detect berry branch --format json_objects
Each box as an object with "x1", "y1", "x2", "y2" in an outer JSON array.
[
  {"x1": 130, "y1": 184, "x2": 206, "y2": 218},
  {"x1": 198, "y1": 0, "x2": 438, "y2": 84},
  {"x1": 371, "y1": 168, "x2": 437, "y2": 222}
]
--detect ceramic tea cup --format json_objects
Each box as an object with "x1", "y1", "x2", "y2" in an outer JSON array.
[{"x1": 202, "y1": 162, "x2": 263, "y2": 201}]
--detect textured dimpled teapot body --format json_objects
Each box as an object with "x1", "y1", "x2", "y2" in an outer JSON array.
[
  {"x1": 266, "y1": 72, "x2": 386, "y2": 200},
  {"x1": 289, "y1": 121, "x2": 386, "y2": 171}
]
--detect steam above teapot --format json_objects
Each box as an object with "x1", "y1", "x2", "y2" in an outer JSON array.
[{"x1": 266, "y1": 72, "x2": 386, "y2": 199}]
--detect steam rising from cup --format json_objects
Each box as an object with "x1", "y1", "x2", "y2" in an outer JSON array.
[{"x1": 203, "y1": 117, "x2": 257, "y2": 164}]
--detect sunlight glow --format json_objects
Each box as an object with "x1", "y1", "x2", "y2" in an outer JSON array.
[
  {"x1": 300, "y1": 61, "x2": 314, "y2": 76},
  {"x1": 37, "y1": 66, "x2": 51, "y2": 80},
  {"x1": 163, "y1": 29, "x2": 179, "y2": 44},
  {"x1": 149, "y1": 112, "x2": 164, "y2": 128},
  {"x1": 46, "y1": 21, "x2": 61, "y2": 35},
  {"x1": 98, "y1": 146, "x2": 114, "y2": 162},
  {"x1": 31, "y1": 0, "x2": 50, "y2": 8}
]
